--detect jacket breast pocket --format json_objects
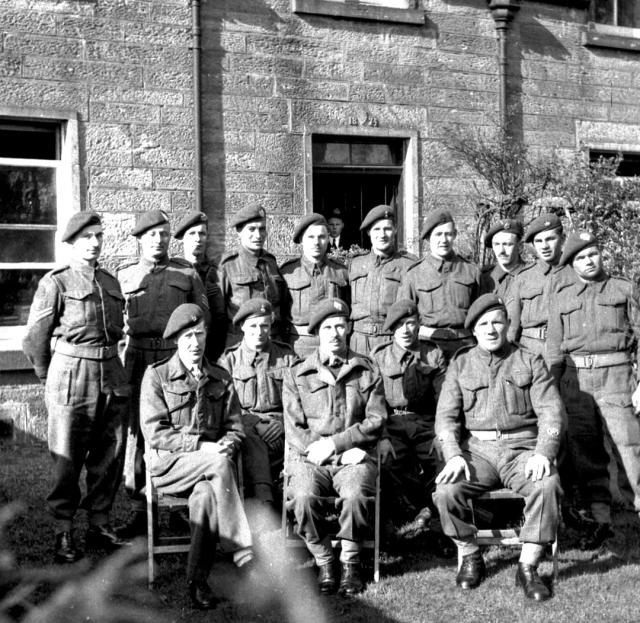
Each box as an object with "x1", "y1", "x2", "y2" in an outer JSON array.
[
  {"x1": 205, "y1": 384, "x2": 225, "y2": 432},
  {"x1": 519, "y1": 285, "x2": 544, "y2": 315},
  {"x1": 381, "y1": 271, "x2": 402, "y2": 307},
  {"x1": 266, "y1": 367, "x2": 285, "y2": 406},
  {"x1": 451, "y1": 274, "x2": 476, "y2": 310},
  {"x1": 122, "y1": 285, "x2": 145, "y2": 319},
  {"x1": 596, "y1": 293, "x2": 627, "y2": 332},
  {"x1": 328, "y1": 276, "x2": 348, "y2": 299},
  {"x1": 232, "y1": 366, "x2": 257, "y2": 408},
  {"x1": 165, "y1": 273, "x2": 192, "y2": 310},
  {"x1": 349, "y1": 270, "x2": 369, "y2": 319},
  {"x1": 63, "y1": 289, "x2": 97, "y2": 327},
  {"x1": 233, "y1": 273, "x2": 260, "y2": 305},
  {"x1": 416, "y1": 282, "x2": 443, "y2": 318},
  {"x1": 459, "y1": 380, "x2": 487, "y2": 416},
  {"x1": 163, "y1": 386, "x2": 193, "y2": 426},
  {"x1": 104, "y1": 288, "x2": 125, "y2": 329},
  {"x1": 286, "y1": 275, "x2": 311, "y2": 317},
  {"x1": 503, "y1": 371, "x2": 532, "y2": 416},
  {"x1": 559, "y1": 300, "x2": 583, "y2": 339}
]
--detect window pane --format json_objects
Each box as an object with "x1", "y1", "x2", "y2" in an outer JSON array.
[
  {"x1": 0, "y1": 229, "x2": 55, "y2": 262},
  {"x1": 595, "y1": 0, "x2": 614, "y2": 24},
  {"x1": 618, "y1": 0, "x2": 640, "y2": 27},
  {"x1": 0, "y1": 166, "x2": 57, "y2": 225},
  {"x1": 0, "y1": 122, "x2": 59, "y2": 160},
  {"x1": 590, "y1": 150, "x2": 640, "y2": 177},
  {"x1": 0, "y1": 269, "x2": 47, "y2": 326}
]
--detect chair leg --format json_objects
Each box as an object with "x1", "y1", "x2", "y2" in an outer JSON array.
[
  {"x1": 373, "y1": 447, "x2": 381, "y2": 583},
  {"x1": 147, "y1": 500, "x2": 155, "y2": 590},
  {"x1": 551, "y1": 533, "x2": 559, "y2": 581}
]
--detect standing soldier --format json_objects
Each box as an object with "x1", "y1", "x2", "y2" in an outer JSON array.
[
  {"x1": 399, "y1": 209, "x2": 480, "y2": 361},
  {"x1": 219, "y1": 298, "x2": 298, "y2": 509},
  {"x1": 348, "y1": 205, "x2": 416, "y2": 354},
  {"x1": 219, "y1": 204, "x2": 286, "y2": 348},
  {"x1": 281, "y1": 213, "x2": 349, "y2": 359},
  {"x1": 23, "y1": 212, "x2": 130, "y2": 563},
  {"x1": 433, "y1": 294, "x2": 564, "y2": 602},
  {"x1": 283, "y1": 298, "x2": 386, "y2": 596},
  {"x1": 547, "y1": 231, "x2": 640, "y2": 549},
  {"x1": 117, "y1": 210, "x2": 208, "y2": 537},
  {"x1": 174, "y1": 210, "x2": 226, "y2": 359},
  {"x1": 479, "y1": 218, "x2": 528, "y2": 297},
  {"x1": 371, "y1": 300, "x2": 449, "y2": 538},
  {"x1": 507, "y1": 213, "x2": 567, "y2": 355}
]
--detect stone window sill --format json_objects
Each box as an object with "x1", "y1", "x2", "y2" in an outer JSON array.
[
  {"x1": 292, "y1": 0, "x2": 425, "y2": 24},
  {"x1": 583, "y1": 22, "x2": 640, "y2": 51},
  {"x1": 0, "y1": 326, "x2": 30, "y2": 371}
]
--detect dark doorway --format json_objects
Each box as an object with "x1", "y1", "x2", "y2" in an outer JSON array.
[{"x1": 312, "y1": 135, "x2": 405, "y2": 250}]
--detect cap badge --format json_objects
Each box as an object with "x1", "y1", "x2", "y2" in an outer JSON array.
[
  {"x1": 503, "y1": 221, "x2": 510, "y2": 229},
  {"x1": 544, "y1": 220, "x2": 551, "y2": 227},
  {"x1": 190, "y1": 314, "x2": 198, "y2": 322},
  {"x1": 258, "y1": 208, "x2": 266, "y2": 218},
  {"x1": 579, "y1": 232, "x2": 592, "y2": 241},
  {"x1": 333, "y1": 301, "x2": 343, "y2": 311},
  {"x1": 260, "y1": 305, "x2": 266, "y2": 313},
  {"x1": 160, "y1": 210, "x2": 169, "y2": 220}
]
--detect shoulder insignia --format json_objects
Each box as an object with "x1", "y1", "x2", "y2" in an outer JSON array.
[
  {"x1": 50, "y1": 265, "x2": 71, "y2": 275},
  {"x1": 279, "y1": 257, "x2": 299, "y2": 271},
  {"x1": 406, "y1": 258, "x2": 425, "y2": 272},
  {"x1": 370, "y1": 341, "x2": 392, "y2": 356},
  {"x1": 220, "y1": 250, "x2": 239, "y2": 264},
  {"x1": 150, "y1": 355, "x2": 172, "y2": 369},
  {"x1": 451, "y1": 343, "x2": 474, "y2": 360},
  {"x1": 116, "y1": 259, "x2": 138, "y2": 273},
  {"x1": 222, "y1": 342, "x2": 242, "y2": 355}
]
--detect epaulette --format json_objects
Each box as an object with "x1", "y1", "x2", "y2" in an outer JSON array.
[
  {"x1": 405, "y1": 257, "x2": 425, "y2": 272},
  {"x1": 49, "y1": 265, "x2": 71, "y2": 276},
  {"x1": 610, "y1": 273, "x2": 632, "y2": 284},
  {"x1": 97, "y1": 266, "x2": 118, "y2": 280},
  {"x1": 150, "y1": 355, "x2": 172, "y2": 369},
  {"x1": 518, "y1": 262, "x2": 537, "y2": 274},
  {"x1": 169, "y1": 257, "x2": 193, "y2": 267},
  {"x1": 279, "y1": 257, "x2": 299, "y2": 271},
  {"x1": 398, "y1": 250, "x2": 418, "y2": 261},
  {"x1": 220, "y1": 250, "x2": 239, "y2": 264},
  {"x1": 116, "y1": 259, "x2": 138, "y2": 273},
  {"x1": 370, "y1": 341, "x2": 392, "y2": 356},
  {"x1": 326, "y1": 257, "x2": 347, "y2": 269},
  {"x1": 222, "y1": 341, "x2": 242, "y2": 355},
  {"x1": 451, "y1": 343, "x2": 474, "y2": 360},
  {"x1": 261, "y1": 250, "x2": 277, "y2": 262},
  {"x1": 207, "y1": 361, "x2": 231, "y2": 380}
]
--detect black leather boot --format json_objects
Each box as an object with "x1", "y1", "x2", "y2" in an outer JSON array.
[
  {"x1": 515, "y1": 563, "x2": 551, "y2": 601},
  {"x1": 456, "y1": 550, "x2": 486, "y2": 589},
  {"x1": 339, "y1": 562, "x2": 363, "y2": 596},
  {"x1": 54, "y1": 531, "x2": 81, "y2": 564},
  {"x1": 188, "y1": 576, "x2": 219, "y2": 610},
  {"x1": 317, "y1": 562, "x2": 336, "y2": 595}
]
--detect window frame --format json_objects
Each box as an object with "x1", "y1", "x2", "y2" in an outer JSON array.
[
  {"x1": 291, "y1": 0, "x2": 425, "y2": 25},
  {"x1": 0, "y1": 106, "x2": 80, "y2": 371},
  {"x1": 584, "y1": 0, "x2": 640, "y2": 50},
  {"x1": 303, "y1": 127, "x2": 419, "y2": 255}
]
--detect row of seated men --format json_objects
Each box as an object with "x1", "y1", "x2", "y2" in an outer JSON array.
[{"x1": 22, "y1": 203, "x2": 640, "y2": 609}]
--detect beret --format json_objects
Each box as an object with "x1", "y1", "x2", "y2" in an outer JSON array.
[
  {"x1": 131, "y1": 210, "x2": 170, "y2": 237},
  {"x1": 308, "y1": 298, "x2": 350, "y2": 335},
  {"x1": 383, "y1": 299, "x2": 419, "y2": 332},
  {"x1": 484, "y1": 218, "x2": 524, "y2": 248},
  {"x1": 231, "y1": 203, "x2": 267, "y2": 229},
  {"x1": 293, "y1": 213, "x2": 328, "y2": 244},
  {"x1": 360, "y1": 205, "x2": 395, "y2": 231},
  {"x1": 327, "y1": 208, "x2": 345, "y2": 221},
  {"x1": 421, "y1": 209, "x2": 454, "y2": 240},
  {"x1": 559, "y1": 230, "x2": 598, "y2": 267},
  {"x1": 163, "y1": 303, "x2": 205, "y2": 340},
  {"x1": 62, "y1": 211, "x2": 102, "y2": 243},
  {"x1": 233, "y1": 297, "x2": 273, "y2": 327},
  {"x1": 523, "y1": 213, "x2": 563, "y2": 243},
  {"x1": 464, "y1": 293, "x2": 507, "y2": 330},
  {"x1": 174, "y1": 211, "x2": 208, "y2": 240}
]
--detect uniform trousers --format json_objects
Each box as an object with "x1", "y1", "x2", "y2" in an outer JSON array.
[
  {"x1": 433, "y1": 437, "x2": 561, "y2": 544},
  {"x1": 384, "y1": 414, "x2": 438, "y2": 512},
  {"x1": 349, "y1": 331, "x2": 392, "y2": 356},
  {"x1": 287, "y1": 457, "x2": 376, "y2": 564},
  {"x1": 560, "y1": 362, "x2": 640, "y2": 519},
  {"x1": 124, "y1": 344, "x2": 175, "y2": 511},
  {"x1": 242, "y1": 414, "x2": 284, "y2": 503},
  {"x1": 148, "y1": 448, "x2": 252, "y2": 579},
  {"x1": 45, "y1": 352, "x2": 127, "y2": 530}
]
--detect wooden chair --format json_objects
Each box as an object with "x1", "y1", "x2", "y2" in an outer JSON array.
[
  {"x1": 281, "y1": 444, "x2": 382, "y2": 583},
  {"x1": 471, "y1": 488, "x2": 559, "y2": 580},
  {"x1": 145, "y1": 443, "x2": 243, "y2": 589}
]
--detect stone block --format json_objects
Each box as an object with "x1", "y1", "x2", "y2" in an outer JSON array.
[
  {"x1": 0, "y1": 11, "x2": 57, "y2": 35},
  {"x1": 23, "y1": 57, "x2": 143, "y2": 87},
  {"x1": 85, "y1": 124, "x2": 134, "y2": 166},
  {"x1": 223, "y1": 130, "x2": 256, "y2": 151},
  {"x1": 170, "y1": 190, "x2": 195, "y2": 212},
  {"x1": 349, "y1": 83, "x2": 387, "y2": 103},
  {"x1": 160, "y1": 105, "x2": 194, "y2": 126},
  {"x1": 133, "y1": 147, "x2": 195, "y2": 169},
  {"x1": 151, "y1": 3, "x2": 192, "y2": 27},
  {"x1": 101, "y1": 211, "x2": 138, "y2": 257},
  {"x1": 225, "y1": 151, "x2": 256, "y2": 170},
  {"x1": 86, "y1": 40, "x2": 190, "y2": 67},
  {"x1": 230, "y1": 54, "x2": 304, "y2": 78},
  {"x1": 254, "y1": 132, "x2": 305, "y2": 173},
  {"x1": 245, "y1": 33, "x2": 343, "y2": 61},
  {"x1": 364, "y1": 63, "x2": 423, "y2": 86},
  {"x1": 94, "y1": 0, "x2": 152, "y2": 20},
  {"x1": 0, "y1": 54, "x2": 21, "y2": 78},
  {"x1": 144, "y1": 65, "x2": 192, "y2": 90},
  {"x1": 437, "y1": 31, "x2": 496, "y2": 57},
  {"x1": 303, "y1": 58, "x2": 362, "y2": 81},
  {"x1": 89, "y1": 84, "x2": 185, "y2": 107},
  {"x1": 122, "y1": 21, "x2": 191, "y2": 46},
  {"x1": 89, "y1": 188, "x2": 171, "y2": 213},
  {"x1": 55, "y1": 15, "x2": 124, "y2": 40},
  {"x1": 225, "y1": 192, "x2": 295, "y2": 215},
  {"x1": 90, "y1": 101, "x2": 161, "y2": 124},
  {"x1": 89, "y1": 166, "x2": 153, "y2": 189},
  {"x1": 4, "y1": 33, "x2": 84, "y2": 58},
  {"x1": 222, "y1": 73, "x2": 274, "y2": 97},
  {"x1": 275, "y1": 77, "x2": 348, "y2": 101},
  {"x1": 153, "y1": 168, "x2": 195, "y2": 190},
  {"x1": 226, "y1": 171, "x2": 294, "y2": 193}
]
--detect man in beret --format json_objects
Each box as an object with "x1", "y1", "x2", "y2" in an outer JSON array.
[
  {"x1": 280, "y1": 213, "x2": 349, "y2": 358},
  {"x1": 371, "y1": 300, "x2": 451, "y2": 551},
  {"x1": 117, "y1": 210, "x2": 209, "y2": 537},
  {"x1": 140, "y1": 304, "x2": 253, "y2": 609},
  {"x1": 283, "y1": 298, "x2": 386, "y2": 595},
  {"x1": 23, "y1": 212, "x2": 130, "y2": 563},
  {"x1": 479, "y1": 218, "x2": 528, "y2": 298},
  {"x1": 506, "y1": 212, "x2": 568, "y2": 355},
  {"x1": 218, "y1": 204, "x2": 286, "y2": 348},
  {"x1": 547, "y1": 231, "x2": 640, "y2": 548},
  {"x1": 327, "y1": 207, "x2": 356, "y2": 252},
  {"x1": 348, "y1": 205, "x2": 417, "y2": 354},
  {"x1": 218, "y1": 298, "x2": 298, "y2": 511},
  {"x1": 399, "y1": 209, "x2": 480, "y2": 361},
  {"x1": 175, "y1": 210, "x2": 226, "y2": 359},
  {"x1": 433, "y1": 294, "x2": 564, "y2": 601}
]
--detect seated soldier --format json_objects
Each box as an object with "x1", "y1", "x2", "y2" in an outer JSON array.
[
  {"x1": 283, "y1": 298, "x2": 386, "y2": 596},
  {"x1": 140, "y1": 304, "x2": 253, "y2": 610},
  {"x1": 371, "y1": 299, "x2": 451, "y2": 551},
  {"x1": 432, "y1": 294, "x2": 564, "y2": 602},
  {"x1": 219, "y1": 298, "x2": 298, "y2": 511}
]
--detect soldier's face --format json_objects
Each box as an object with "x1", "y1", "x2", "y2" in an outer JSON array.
[
  {"x1": 492, "y1": 231, "x2": 520, "y2": 270},
  {"x1": 241, "y1": 314, "x2": 272, "y2": 351},
  {"x1": 176, "y1": 321, "x2": 207, "y2": 369},
  {"x1": 71, "y1": 224, "x2": 103, "y2": 265},
  {"x1": 393, "y1": 315, "x2": 419, "y2": 350},
  {"x1": 318, "y1": 316, "x2": 349, "y2": 356},
  {"x1": 473, "y1": 309, "x2": 509, "y2": 352},
  {"x1": 238, "y1": 219, "x2": 267, "y2": 253},
  {"x1": 139, "y1": 224, "x2": 170, "y2": 261},
  {"x1": 532, "y1": 228, "x2": 562, "y2": 264},
  {"x1": 302, "y1": 224, "x2": 329, "y2": 261},
  {"x1": 429, "y1": 222, "x2": 456, "y2": 259},
  {"x1": 328, "y1": 218, "x2": 344, "y2": 238},
  {"x1": 572, "y1": 246, "x2": 603, "y2": 281},
  {"x1": 369, "y1": 219, "x2": 396, "y2": 254},
  {"x1": 182, "y1": 224, "x2": 207, "y2": 260}
]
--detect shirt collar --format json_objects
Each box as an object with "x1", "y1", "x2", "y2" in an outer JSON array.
[
  {"x1": 140, "y1": 255, "x2": 170, "y2": 270},
  {"x1": 301, "y1": 255, "x2": 326, "y2": 273},
  {"x1": 239, "y1": 246, "x2": 263, "y2": 267}
]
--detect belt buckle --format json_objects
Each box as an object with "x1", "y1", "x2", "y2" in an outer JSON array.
[
  {"x1": 372, "y1": 325, "x2": 378, "y2": 335},
  {"x1": 586, "y1": 355, "x2": 594, "y2": 368},
  {"x1": 495, "y1": 429, "x2": 503, "y2": 440}
]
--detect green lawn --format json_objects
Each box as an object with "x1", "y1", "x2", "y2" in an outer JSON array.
[{"x1": 2, "y1": 441, "x2": 640, "y2": 623}]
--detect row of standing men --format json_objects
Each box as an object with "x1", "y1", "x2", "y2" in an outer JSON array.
[{"x1": 21, "y1": 202, "x2": 640, "y2": 607}]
